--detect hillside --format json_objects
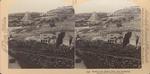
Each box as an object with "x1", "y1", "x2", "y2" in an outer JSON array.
[
  {"x1": 112, "y1": 6, "x2": 141, "y2": 16},
  {"x1": 69, "y1": 12, "x2": 108, "y2": 21}
]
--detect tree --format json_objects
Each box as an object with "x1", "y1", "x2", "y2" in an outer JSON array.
[
  {"x1": 56, "y1": 32, "x2": 66, "y2": 47},
  {"x1": 123, "y1": 32, "x2": 132, "y2": 47}
]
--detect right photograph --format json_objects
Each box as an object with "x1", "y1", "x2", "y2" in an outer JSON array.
[{"x1": 74, "y1": 0, "x2": 141, "y2": 69}]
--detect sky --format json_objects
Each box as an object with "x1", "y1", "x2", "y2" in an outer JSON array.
[{"x1": 9, "y1": 0, "x2": 138, "y2": 13}]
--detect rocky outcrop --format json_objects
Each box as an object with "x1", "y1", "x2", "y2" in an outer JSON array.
[
  {"x1": 46, "y1": 6, "x2": 75, "y2": 20},
  {"x1": 112, "y1": 6, "x2": 141, "y2": 17},
  {"x1": 104, "y1": 6, "x2": 141, "y2": 30}
]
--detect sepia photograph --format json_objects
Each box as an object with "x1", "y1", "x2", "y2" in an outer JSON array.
[
  {"x1": 74, "y1": 0, "x2": 141, "y2": 69},
  {"x1": 8, "y1": 0, "x2": 141, "y2": 69},
  {"x1": 8, "y1": 2, "x2": 75, "y2": 68}
]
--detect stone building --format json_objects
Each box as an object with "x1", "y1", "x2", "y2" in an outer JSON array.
[{"x1": 40, "y1": 33, "x2": 56, "y2": 44}]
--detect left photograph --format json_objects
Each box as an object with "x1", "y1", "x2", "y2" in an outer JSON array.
[{"x1": 8, "y1": 0, "x2": 75, "y2": 69}]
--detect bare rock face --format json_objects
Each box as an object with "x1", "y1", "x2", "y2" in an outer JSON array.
[
  {"x1": 104, "y1": 6, "x2": 141, "y2": 29},
  {"x1": 112, "y1": 6, "x2": 141, "y2": 17},
  {"x1": 46, "y1": 6, "x2": 75, "y2": 20}
]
